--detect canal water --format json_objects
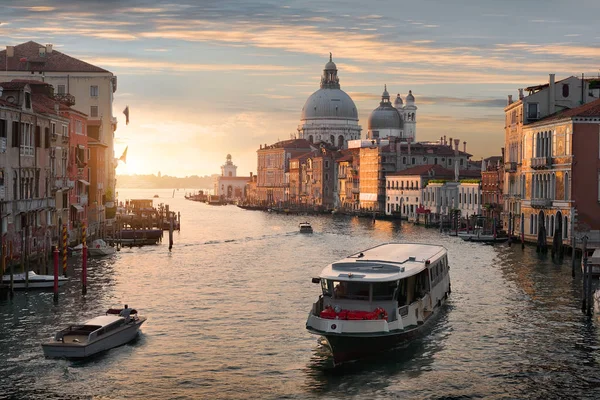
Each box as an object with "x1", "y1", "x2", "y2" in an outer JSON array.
[{"x1": 1, "y1": 188, "x2": 600, "y2": 399}]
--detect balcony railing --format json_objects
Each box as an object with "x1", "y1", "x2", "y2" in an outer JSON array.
[
  {"x1": 531, "y1": 198, "x2": 552, "y2": 208},
  {"x1": 14, "y1": 198, "x2": 55, "y2": 213},
  {"x1": 54, "y1": 177, "x2": 67, "y2": 189},
  {"x1": 504, "y1": 162, "x2": 517, "y2": 172},
  {"x1": 61, "y1": 135, "x2": 69, "y2": 143},
  {"x1": 51, "y1": 133, "x2": 59, "y2": 142},
  {"x1": 531, "y1": 157, "x2": 551, "y2": 169},
  {"x1": 503, "y1": 193, "x2": 521, "y2": 200}
]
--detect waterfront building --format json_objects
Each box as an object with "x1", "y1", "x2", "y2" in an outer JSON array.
[
  {"x1": 367, "y1": 86, "x2": 417, "y2": 142},
  {"x1": 503, "y1": 73, "x2": 600, "y2": 242},
  {"x1": 334, "y1": 148, "x2": 360, "y2": 211},
  {"x1": 297, "y1": 55, "x2": 361, "y2": 149},
  {"x1": 61, "y1": 101, "x2": 89, "y2": 240},
  {"x1": 516, "y1": 98, "x2": 600, "y2": 248},
  {"x1": 288, "y1": 145, "x2": 337, "y2": 208},
  {"x1": 481, "y1": 155, "x2": 504, "y2": 224},
  {"x1": 256, "y1": 139, "x2": 313, "y2": 204},
  {"x1": 214, "y1": 154, "x2": 251, "y2": 201},
  {"x1": 0, "y1": 80, "x2": 60, "y2": 259},
  {"x1": 0, "y1": 41, "x2": 118, "y2": 227}
]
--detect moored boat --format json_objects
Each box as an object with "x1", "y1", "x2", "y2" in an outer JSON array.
[
  {"x1": 582, "y1": 248, "x2": 600, "y2": 277},
  {"x1": 2, "y1": 271, "x2": 68, "y2": 289},
  {"x1": 42, "y1": 306, "x2": 146, "y2": 358},
  {"x1": 306, "y1": 243, "x2": 451, "y2": 366},
  {"x1": 88, "y1": 239, "x2": 116, "y2": 257}
]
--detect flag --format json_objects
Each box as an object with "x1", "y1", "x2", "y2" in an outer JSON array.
[
  {"x1": 123, "y1": 106, "x2": 130, "y2": 125},
  {"x1": 119, "y1": 146, "x2": 128, "y2": 164}
]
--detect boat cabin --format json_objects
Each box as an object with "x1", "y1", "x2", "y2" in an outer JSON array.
[
  {"x1": 310, "y1": 243, "x2": 450, "y2": 328},
  {"x1": 56, "y1": 315, "x2": 127, "y2": 344}
]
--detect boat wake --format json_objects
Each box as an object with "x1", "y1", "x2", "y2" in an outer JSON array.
[{"x1": 199, "y1": 232, "x2": 298, "y2": 246}]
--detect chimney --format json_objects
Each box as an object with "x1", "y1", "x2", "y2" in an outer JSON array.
[
  {"x1": 549, "y1": 73, "x2": 556, "y2": 114},
  {"x1": 250, "y1": 172, "x2": 253, "y2": 178},
  {"x1": 463, "y1": 141, "x2": 466, "y2": 153},
  {"x1": 6, "y1": 46, "x2": 14, "y2": 58},
  {"x1": 454, "y1": 139, "x2": 460, "y2": 155},
  {"x1": 46, "y1": 44, "x2": 53, "y2": 54},
  {"x1": 39, "y1": 46, "x2": 46, "y2": 57},
  {"x1": 518, "y1": 88, "x2": 524, "y2": 100},
  {"x1": 507, "y1": 94, "x2": 513, "y2": 105},
  {"x1": 440, "y1": 136, "x2": 443, "y2": 145},
  {"x1": 443, "y1": 135, "x2": 447, "y2": 146},
  {"x1": 449, "y1": 137, "x2": 453, "y2": 148},
  {"x1": 260, "y1": 144, "x2": 262, "y2": 149}
]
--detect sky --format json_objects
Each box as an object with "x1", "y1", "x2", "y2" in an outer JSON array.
[{"x1": 2, "y1": 0, "x2": 600, "y2": 177}]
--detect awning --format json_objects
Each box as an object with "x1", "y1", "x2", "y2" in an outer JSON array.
[
  {"x1": 79, "y1": 179, "x2": 90, "y2": 186},
  {"x1": 71, "y1": 204, "x2": 84, "y2": 213}
]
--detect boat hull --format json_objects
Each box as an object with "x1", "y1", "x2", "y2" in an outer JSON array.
[
  {"x1": 310, "y1": 308, "x2": 442, "y2": 366},
  {"x1": 88, "y1": 248, "x2": 116, "y2": 257},
  {"x1": 2, "y1": 273, "x2": 67, "y2": 290},
  {"x1": 42, "y1": 317, "x2": 146, "y2": 358}
]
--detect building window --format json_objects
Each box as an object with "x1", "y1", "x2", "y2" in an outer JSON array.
[
  {"x1": 62, "y1": 125, "x2": 68, "y2": 137},
  {"x1": 90, "y1": 85, "x2": 99, "y2": 97},
  {"x1": 562, "y1": 84, "x2": 569, "y2": 98},
  {"x1": 20, "y1": 122, "x2": 33, "y2": 156},
  {"x1": 90, "y1": 106, "x2": 98, "y2": 118},
  {"x1": 76, "y1": 120, "x2": 83, "y2": 135},
  {"x1": 25, "y1": 92, "x2": 31, "y2": 109},
  {"x1": 527, "y1": 103, "x2": 538, "y2": 120},
  {"x1": 565, "y1": 129, "x2": 571, "y2": 155},
  {"x1": 565, "y1": 172, "x2": 570, "y2": 200},
  {"x1": 57, "y1": 85, "x2": 66, "y2": 95}
]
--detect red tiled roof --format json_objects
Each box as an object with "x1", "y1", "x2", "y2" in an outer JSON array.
[
  {"x1": 0, "y1": 41, "x2": 109, "y2": 73},
  {"x1": 531, "y1": 97, "x2": 600, "y2": 124}
]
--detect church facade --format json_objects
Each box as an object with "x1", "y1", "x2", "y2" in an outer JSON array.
[{"x1": 214, "y1": 154, "x2": 251, "y2": 200}]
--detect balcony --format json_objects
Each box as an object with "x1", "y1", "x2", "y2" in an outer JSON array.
[
  {"x1": 531, "y1": 157, "x2": 551, "y2": 169},
  {"x1": 14, "y1": 198, "x2": 55, "y2": 213},
  {"x1": 503, "y1": 193, "x2": 521, "y2": 200},
  {"x1": 61, "y1": 135, "x2": 69, "y2": 144},
  {"x1": 51, "y1": 133, "x2": 59, "y2": 142},
  {"x1": 54, "y1": 178, "x2": 67, "y2": 189},
  {"x1": 531, "y1": 198, "x2": 552, "y2": 208},
  {"x1": 504, "y1": 162, "x2": 517, "y2": 172}
]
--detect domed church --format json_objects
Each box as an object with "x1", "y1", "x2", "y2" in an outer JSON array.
[
  {"x1": 367, "y1": 86, "x2": 418, "y2": 142},
  {"x1": 297, "y1": 54, "x2": 362, "y2": 149}
]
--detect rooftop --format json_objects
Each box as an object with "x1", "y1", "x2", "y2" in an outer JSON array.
[{"x1": 0, "y1": 41, "x2": 109, "y2": 73}]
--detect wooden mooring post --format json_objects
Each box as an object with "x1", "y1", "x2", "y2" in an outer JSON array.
[
  {"x1": 82, "y1": 223, "x2": 87, "y2": 295},
  {"x1": 581, "y1": 236, "x2": 591, "y2": 315},
  {"x1": 53, "y1": 246, "x2": 59, "y2": 303},
  {"x1": 169, "y1": 211, "x2": 174, "y2": 251}
]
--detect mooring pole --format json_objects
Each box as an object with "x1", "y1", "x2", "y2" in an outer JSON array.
[
  {"x1": 82, "y1": 222, "x2": 87, "y2": 295},
  {"x1": 177, "y1": 212, "x2": 181, "y2": 231},
  {"x1": 585, "y1": 236, "x2": 593, "y2": 316},
  {"x1": 62, "y1": 224, "x2": 68, "y2": 277},
  {"x1": 53, "y1": 246, "x2": 59, "y2": 303},
  {"x1": 581, "y1": 236, "x2": 588, "y2": 313},
  {"x1": 9, "y1": 241, "x2": 13, "y2": 297},
  {"x1": 169, "y1": 212, "x2": 174, "y2": 251}
]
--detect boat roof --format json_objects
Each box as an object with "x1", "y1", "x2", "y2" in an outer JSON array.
[
  {"x1": 319, "y1": 243, "x2": 447, "y2": 282},
  {"x1": 84, "y1": 315, "x2": 123, "y2": 327}
]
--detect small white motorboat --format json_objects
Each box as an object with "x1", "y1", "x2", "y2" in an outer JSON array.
[
  {"x1": 299, "y1": 222, "x2": 313, "y2": 233},
  {"x1": 2, "y1": 271, "x2": 68, "y2": 289},
  {"x1": 88, "y1": 239, "x2": 116, "y2": 257},
  {"x1": 42, "y1": 306, "x2": 146, "y2": 358}
]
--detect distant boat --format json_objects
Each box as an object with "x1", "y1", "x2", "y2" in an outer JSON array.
[
  {"x1": 153, "y1": 194, "x2": 159, "y2": 198},
  {"x1": 299, "y1": 222, "x2": 313, "y2": 233}
]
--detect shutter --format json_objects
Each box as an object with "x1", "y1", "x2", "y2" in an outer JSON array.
[
  {"x1": 12, "y1": 121, "x2": 19, "y2": 147},
  {"x1": 44, "y1": 127, "x2": 50, "y2": 149},
  {"x1": 35, "y1": 126, "x2": 41, "y2": 148}
]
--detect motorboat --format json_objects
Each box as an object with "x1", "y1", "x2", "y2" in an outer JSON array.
[
  {"x1": 42, "y1": 306, "x2": 146, "y2": 358},
  {"x1": 2, "y1": 271, "x2": 68, "y2": 289},
  {"x1": 299, "y1": 222, "x2": 313, "y2": 234},
  {"x1": 306, "y1": 243, "x2": 451, "y2": 366},
  {"x1": 88, "y1": 239, "x2": 116, "y2": 257},
  {"x1": 460, "y1": 231, "x2": 508, "y2": 244}
]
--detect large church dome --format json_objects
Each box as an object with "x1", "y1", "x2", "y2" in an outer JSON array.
[
  {"x1": 301, "y1": 88, "x2": 358, "y2": 121},
  {"x1": 300, "y1": 53, "x2": 358, "y2": 122},
  {"x1": 368, "y1": 85, "x2": 402, "y2": 134}
]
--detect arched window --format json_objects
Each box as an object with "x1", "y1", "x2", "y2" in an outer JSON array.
[
  {"x1": 402, "y1": 157, "x2": 406, "y2": 164},
  {"x1": 564, "y1": 172, "x2": 570, "y2": 200},
  {"x1": 411, "y1": 157, "x2": 415, "y2": 165},
  {"x1": 530, "y1": 215, "x2": 534, "y2": 234},
  {"x1": 308, "y1": 135, "x2": 313, "y2": 143},
  {"x1": 562, "y1": 84, "x2": 569, "y2": 98},
  {"x1": 330, "y1": 135, "x2": 335, "y2": 144},
  {"x1": 564, "y1": 216, "x2": 568, "y2": 239},
  {"x1": 338, "y1": 135, "x2": 344, "y2": 148},
  {"x1": 550, "y1": 215, "x2": 554, "y2": 236}
]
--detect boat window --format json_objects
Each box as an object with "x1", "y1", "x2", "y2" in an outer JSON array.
[
  {"x1": 396, "y1": 279, "x2": 408, "y2": 306},
  {"x1": 372, "y1": 281, "x2": 397, "y2": 301},
  {"x1": 415, "y1": 270, "x2": 430, "y2": 298},
  {"x1": 333, "y1": 281, "x2": 369, "y2": 300},
  {"x1": 321, "y1": 279, "x2": 333, "y2": 297}
]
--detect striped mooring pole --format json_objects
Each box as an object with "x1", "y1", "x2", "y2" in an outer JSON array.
[
  {"x1": 62, "y1": 224, "x2": 67, "y2": 277},
  {"x1": 82, "y1": 223, "x2": 87, "y2": 294}
]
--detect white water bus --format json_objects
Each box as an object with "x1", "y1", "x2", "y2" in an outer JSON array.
[{"x1": 306, "y1": 243, "x2": 451, "y2": 366}]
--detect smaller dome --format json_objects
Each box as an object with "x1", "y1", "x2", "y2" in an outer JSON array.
[
  {"x1": 406, "y1": 90, "x2": 415, "y2": 102},
  {"x1": 226, "y1": 154, "x2": 232, "y2": 159},
  {"x1": 382, "y1": 84, "x2": 389, "y2": 99},
  {"x1": 394, "y1": 93, "x2": 403, "y2": 107},
  {"x1": 324, "y1": 52, "x2": 336, "y2": 70}
]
